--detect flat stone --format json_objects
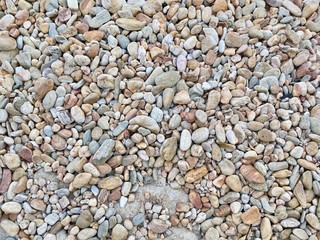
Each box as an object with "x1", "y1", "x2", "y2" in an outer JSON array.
[
  {"x1": 89, "y1": 10, "x2": 111, "y2": 28},
  {"x1": 1, "y1": 201, "x2": 22, "y2": 214},
  {"x1": 98, "y1": 176, "x2": 122, "y2": 190},
  {"x1": 72, "y1": 173, "x2": 92, "y2": 189},
  {"x1": 160, "y1": 136, "x2": 178, "y2": 161},
  {"x1": 71, "y1": 106, "x2": 85, "y2": 124},
  {"x1": 241, "y1": 206, "x2": 261, "y2": 225},
  {"x1": 132, "y1": 213, "x2": 145, "y2": 226},
  {"x1": 240, "y1": 165, "x2": 265, "y2": 184},
  {"x1": 116, "y1": 18, "x2": 145, "y2": 31},
  {"x1": 92, "y1": 139, "x2": 115, "y2": 165},
  {"x1": 45, "y1": 213, "x2": 59, "y2": 225},
  {"x1": 282, "y1": 0, "x2": 301, "y2": 16},
  {"x1": 185, "y1": 165, "x2": 208, "y2": 183},
  {"x1": 67, "y1": 0, "x2": 78, "y2": 10},
  {"x1": 0, "y1": 109, "x2": 8, "y2": 123},
  {"x1": 155, "y1": 71, "x2": 180, "y2": 88},
  {"x1": 98, "y1": 220, "x2": 109, "y2": 238},
  {"x1": 77, "y1": 228, "x2": 97, "y2": 240},
  {"x1": 306, "y1": 213, "x2": 320, "y2": 230},
  {"x1": 129, "y1": 115, "x2": 160, "y2": 133},
  {"x1": 281, "y1": 218, "x2": 300, "y2": 228},
  {"x1": 148, "y1": 219, "x2": 168, "y2": 233},
  {"x1": 225, "y1": 175, "x2": 242, "y2": 192},
  {"x1": 42, "y1": 90, "x2": 57, "y2": 110},
  {"x1": 261, "y1": 217, "x2": 272, "y2": 240},
  {"x1": 51, "y1": 134, "x2": 67, "y2": 150}
]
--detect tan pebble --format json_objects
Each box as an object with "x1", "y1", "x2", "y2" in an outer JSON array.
[
  {"x1": 225, "y1": 175, "x2": 242, "y2": 192},
  {"x1": 212, "y1": 0, "x2": 228, "y2": 12},
  {"x1": 173, "y1": 90, "x2": 191, "y2": 105},
  {"x1": 98, "y1": 176, "x2": 123, "y2": 190},
  {"x1": 241, "y1": 206, "x2": 261, "y2": 225},
  {"x1": 184, "y1": 165, "x2": 208, "y2": 183},
  {"x1": 72, "y1": 173, "x2": 92, "y2": 189}
]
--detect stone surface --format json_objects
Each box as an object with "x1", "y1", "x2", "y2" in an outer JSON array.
[
  {"x1": 92, "y1": 139, "x2": 115, "y2": 165},
  {"x1": 241, "y1": 206, "x2": 261, "y2": 225}
]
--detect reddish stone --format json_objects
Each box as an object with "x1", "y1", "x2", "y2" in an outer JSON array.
[
  {"x1": 189, "y1": 191, "x2": 202, "y2": 209},
  {"x1": 108, "y1": 188, "x2": 121, "y2": 201},
  {"x1": 0, "y1": 169, "x2": 12, "y2": 193},
  {"x1": 18, "y1": 146, "x2": 32, "y2": 162}
]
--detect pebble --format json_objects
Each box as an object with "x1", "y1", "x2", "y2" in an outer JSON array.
[
  {"x1": 0, "y1": 35, "x2": 17, "y2": 50},
  {"x1": 71, "y1": 106, "x2": 85, "y2": 123},
  {"x1": 111, "y1": 224, "x2": 128, "y2": 240},
  {"x1": 3, "y1": 153, "x2": 21, "y2": 170},
  {"x1": 241, "y1": 206, "x2": 261, "y2": 225},
  {"x1": 225, "y1": 32, "x2": 242, "y2": 48},
  {"x1": 192, "y1": 127, "x2": 209, "y2": 144},
  {"x1": 76, "y1": 210, "x2": 93, "y2": 229},
  {"x1": 77, "y1": 228, "x2": 97, "y2": 240},
  {"x1": 218, "y1": 160, "x2": 235, "y2": 175},
  {"x1": 0, "y1": 219, "x2": 19, "y2": 236},
  {"x1": 0, "y1": 109, "x2": 8, "y2": 123},
  {"x1": 1, "y1": 201, "x2": 22, "y2": 214},
  {"x1": 98, "y1": 177, "x2": 123, "y2": 190},
  {"x1": 180, "y1": 130, "x2": 192, "y2": 151},
  {"x1": 148, "y1": 219, "x2": 168, "y2": 233},
  {"x1": 281, "y1": 218, "x2": 300, "y2": 228},
  {"x1": 155, "y1": 71, "x2": 181, "y2": 88},
  {"x1": 92, "y1": 139, "x2": 115, "y2": 165}
]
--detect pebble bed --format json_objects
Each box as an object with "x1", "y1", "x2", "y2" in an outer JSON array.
[{"x1": 0, "y1": 0, "x2": 320, "y2": 239}]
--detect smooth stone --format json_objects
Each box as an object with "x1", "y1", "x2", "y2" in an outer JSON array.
[
  {"x1": 205, "y1": 227, "x2": 219, "y2": 240},
  {"x1": 132, "y1": 213, "x2": 145, "y2": 226},
  {"x1": 76, "y1": 210, "x2": 93, "y2": 229},
  {"x1": 148, "y1": 219, "x2": 168, "y2": 233},
  {"x1": 71, "y1": 106, "x2": 85, "y2": 124},
  {"x1": 129, "y1": 116, "x2": 160, "y2": 133},
  {"x1": 0, "y1": 109, "x2": 8, "y2": 123},
  {"x1": 281, "y1": 218, "x2": 300, "y2": 228},
  {"x1": 77, "y1": 228, "x2": 97, "y2": 240},
  {"x1": 45, "y1": 213, "x2": 59, "y2": 225},
  {"x1": 98, "y1": 220, "x2": 109, "y2": 238},
  {"x1": 111, "y1": 224, "x2": 128, "y2": 240},
  {"x1": 160, "y1": 136, "x2": 178, "y2": 161},
  {"x1": 98, "y1": 176, "x2": 122, "y2": 190},
  {"x1": 0, "y1": 219, "x2": 19, "y2": 236},
  {"x1": 180, "y1": 130, "x2": 192, "y2": 151},
  {"x1": 1, "y1": 201, "x2": 22, "y2": 214},
  {"x1": 218, "y1": 159, "x2": 235, "y2": 175},
  {"x1": 42, "y1": 90, "x2": 57, "y2": 110},
  {"x1": 116, "y1": 18, "x2": 145, "y2": 31},
  {"x1": 4, "y1": 153, "x2": 21, "y2": 170},
  {"x1": 155, "y1": 71, "x2": 180, "y2": 88},
  {"x1": 0, "y1": 35, "x2": 17, "y2": 50},
  {"x1": 192, "y1": 127, "x2": 209, "y2": 144},
  {"x1": 72, "y1": 173, "x2": 92, "y2": 189},
  {"x1": 241, "y1": 206, "x2": 261, "y2": 225}
]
